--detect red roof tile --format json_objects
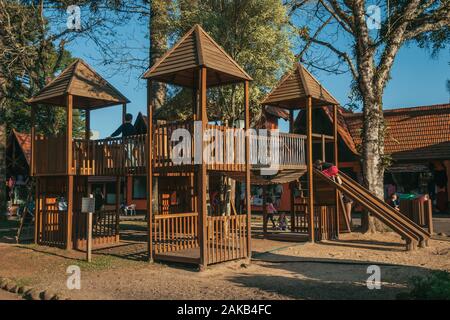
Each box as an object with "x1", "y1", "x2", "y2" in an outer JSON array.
[{"x1": 343, "y1": 103, "x2": 450, "y2": 160}]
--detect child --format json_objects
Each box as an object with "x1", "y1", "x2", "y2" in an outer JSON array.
[
  {"x1": 278, "y1": 212, "x2": 287, "y2": 231},
  {"x1": 265, "y1": 197, "x2": 277, "y2": 229},
  {"x1": 314, "y1": 160, "x2": 342, "y2": 184},
  {"x1": 388, "y1": 193, "x2": 400, "y2": 211}
]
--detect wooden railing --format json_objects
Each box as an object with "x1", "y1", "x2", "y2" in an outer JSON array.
[
  {"x1": 153, "y1": 121, "x2": 195, "y2": 171},
  {"x1": 73, "y1": 135, "x2": 146, "y2": 176},
  {"x1": 153, "y1": 212, "x2": 199, "y2": 254},
  {"x1": 73, "y1": 210, "x2": 119, "y2": 249},
  {"x1": 36, "y1": 209, "x2": 67, "y2": 247},
  {"x1": 251, "y1": 132, "x2": 306, "y2": 169},
  {"x1": 206, "y1": 214, "x2": 248, "y2": 265},
  {"x1": 33, "y1": 121, "x2": 306, "y2": 176},
  {"x1": 279, "y1": 133, "x2": 306, "y2": 168}
]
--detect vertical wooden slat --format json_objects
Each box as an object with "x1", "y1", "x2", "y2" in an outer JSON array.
[
  {"x1": 66, "y1": 94, "x2": 74, "y2": 250},
  {"x1": 244, "y1": 81, "x2": 251, "y2": 260},
  {"x1": 306, "y1": 96, "x2": 315, "y2": 242}
]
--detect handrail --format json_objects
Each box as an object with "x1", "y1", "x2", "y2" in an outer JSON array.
[{"x1": 154, "y1": 212, "x2": 198, "y2": 220}]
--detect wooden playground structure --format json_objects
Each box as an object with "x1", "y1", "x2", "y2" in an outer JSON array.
[{"x1": 27, "y1": 24, "x2": 431, "y2": 269}]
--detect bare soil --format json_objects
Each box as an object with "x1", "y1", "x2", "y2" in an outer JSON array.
[{"x1": 1, "y1": 225, "x2": 449, "y2": 300}]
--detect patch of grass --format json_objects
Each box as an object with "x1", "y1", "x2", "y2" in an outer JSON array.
[
  {"x1": 397, "y1": 271, "x2": 450, "y2": 300},
  {"x1": 68, "y1": 255, "x2": 136, "y2": 272}
]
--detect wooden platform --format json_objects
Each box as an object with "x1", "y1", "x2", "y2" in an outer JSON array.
[
  {"x1": 154, "y1": 247, "x2": 200, "y2": 265},
  {"x1": 264, "y1": 232, "x2": 309, "y2": 242}
]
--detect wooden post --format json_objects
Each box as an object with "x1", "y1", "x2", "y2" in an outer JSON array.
[
  {"x1": 289, "y1": 110, "x2": 295, "y2": 233},
  {"x1": 115, "y1": 176, "x2": 121, "y2": 242},
  {"x1": 122, "y1": 103, "x2": 127, "y2": 124},
  {"x1": 244, "y1": 80, "x2": 251, "y2": 259},
  {"x1": 34, "y1": 178, "x2": 39, "y2": 245},
  {"x1": 85, "y1": 109, "x2": 90, "y2": 141},
  {"x1": 306, "y1": 96, "x2": 315, "y2": 242},
  {"x1": 198, "y1": 67, "x2": 208, "y2": 270},
  {"x1": 31, "y1": 105, "x2": 39, "y2": 243},
  {"x1": 30, "y1": 105, "x2": 35, "y2": 176},
  {"x1": 333, "y1": 104, "x2": 340, "y2": 239},
  {"x1": 146, "y1": 80, "x2": 154, "y2": 262},
  {"x1": 321, "y1": 135, "x2": 326, "y2": 162},
  {"x1": 86, "y1": 211, "x2": 93, "y2": 262},
  {"x1": 66, "y1": 94, "x2": 73, "y2": 250}
]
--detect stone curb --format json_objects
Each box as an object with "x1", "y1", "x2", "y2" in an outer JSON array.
[{"x1": 0, "y1": 276, "x2": 68, "y2": 300}]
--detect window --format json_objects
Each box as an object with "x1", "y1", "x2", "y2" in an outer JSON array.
[
  {"x1": 132, "y1": 176, "x2": 147, "y2": 200},
  {"x1": 105, "y1": 182, "x2": 124, "y2": 205}
]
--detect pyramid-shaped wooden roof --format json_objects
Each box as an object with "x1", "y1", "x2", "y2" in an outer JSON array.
[
  {"x1": 143, "y1": 24, "x2": 252, "y2": 87},
  {"x1": 262, "y1": 63, "x2": 339, "y2": 109},
  {"x1": 28, "y1": 59, "x2": 129, "y2": 109}
]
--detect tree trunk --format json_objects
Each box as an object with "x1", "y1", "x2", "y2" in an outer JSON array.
[
  {"x1": 149, "y1": 0, "x2": 170, "y2": 215},
  {"x1": 360, "y1": 96, "x2": 389, "y2": 233}
]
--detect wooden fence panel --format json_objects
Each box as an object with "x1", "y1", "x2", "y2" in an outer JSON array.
[
  {"x1": 206, "y1": 215, "x2": 247, "y2": 265},
  {"x1": 153, "y1": 213, "x2": 199, "y2": 254}
]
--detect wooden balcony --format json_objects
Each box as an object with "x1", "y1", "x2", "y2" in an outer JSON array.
[{"x1": 33, "y1": 122, "x2": 306, "y2": 176}]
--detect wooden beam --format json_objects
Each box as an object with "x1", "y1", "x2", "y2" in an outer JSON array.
[
  {"x1": 244, "y1": 80, "x2": 251, "y2": 260},
  {"x1": 66, "y1": 94, "x2": 73, "y2": 250},
  {"x1": 198, "y1": 67, "x2": 208, "y2": 269},
  {"x1": 85, "y1": 109, "x2": 90, "y2": 141},
  {"x1": 34, "y1": 178, "x2": 39, "y2": 245},
  {"x1": 289, "y1": 110, "x2": 295, "y2": 234},
  {"x1": 321, "y1": 135, "x2": 326, "y2": 162},
  {"x1": 115, "y1": 176, "x2": 121, "y2": 242},
  {"x1": 147, "y1": 80, "x2": 154, "y2": 262},
  {"x1": 122, "y1": 103, "x2": 127, "y2": 124},
  {"x1": 306, "y1": 96, "x2": 315, "y2": 242},
  {"x1": 311, "y1": 133, "x2": 334, "y2": 140}
]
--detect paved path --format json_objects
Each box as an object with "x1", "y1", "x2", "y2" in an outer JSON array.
[{"x1": 0, "y1": 290, "x2": 22, "y2": 300}]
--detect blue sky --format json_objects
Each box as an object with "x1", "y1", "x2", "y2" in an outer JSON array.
[{"x1": 66, "y1": 12, "x2": 450, "y2": 137}]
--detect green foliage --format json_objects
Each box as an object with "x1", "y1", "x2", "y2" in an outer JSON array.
[
  {"x1": 398, "y1": 271, "x2": 450, "y2": 300},
  {"x1": 0, "y1": 1, "x2": 84, "y2": 137},
  {"x1": 170, "y1": 0, "x2": 295, "y2": 123}
]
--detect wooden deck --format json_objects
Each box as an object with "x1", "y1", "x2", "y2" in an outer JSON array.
[{"x1": 33, "y1": 125, "x2": 306, "y2": 177}]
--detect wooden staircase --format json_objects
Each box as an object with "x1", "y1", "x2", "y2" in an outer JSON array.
[{"x1": 314, "y1": 169, "x2": 431, "y2": 250}]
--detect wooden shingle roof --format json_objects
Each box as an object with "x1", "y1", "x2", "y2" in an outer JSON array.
[
  {"x1": 344, "y1": 103, "x2": 450, "y2": 160},
  {"x1": 265, "y1": 105, "x2": 290, "y2": 121},
  {"x1": 28, "y1": 59, "x2": 129, "y2": 109},
  {"x1": 262, "y1": 63, "x2": 339, "y2": 109},
  {"x1": 143, "y1": 24, "x2": 252, "y2": 87}
]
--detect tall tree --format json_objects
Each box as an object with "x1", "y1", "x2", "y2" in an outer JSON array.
[
  {"x1": 175, "y1": 0, "x2": 295, "y2": 123},
  {"x1": 289, "y1": 0, "x2": 450, "y2": 232},
  {"x1": 0, "y1": 0, "x2": 111, "y2": 216}
]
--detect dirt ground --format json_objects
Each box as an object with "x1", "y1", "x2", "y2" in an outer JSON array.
[{"x1": 1, "y1": 223, "x2": 449, "y2": 300}]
